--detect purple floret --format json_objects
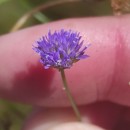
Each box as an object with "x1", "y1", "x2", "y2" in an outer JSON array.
[{"x1": 33, "y1": 29, "x2": 89, "y2": 69}]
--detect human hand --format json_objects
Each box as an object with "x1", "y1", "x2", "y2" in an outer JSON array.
[{"x1": 0, "y1": 15, "x2": 130, "y2": 130}]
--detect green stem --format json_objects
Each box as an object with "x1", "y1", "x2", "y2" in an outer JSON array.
[{"x1": 60, "y1": 69, "x2": 82, "y2": 121}]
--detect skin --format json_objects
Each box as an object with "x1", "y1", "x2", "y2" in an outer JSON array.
[{"x1": 0, "y1": 15, "x2": 130, "y2": 130}]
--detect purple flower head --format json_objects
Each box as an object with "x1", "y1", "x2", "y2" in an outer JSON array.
[{"x1": 33, "y1": 29, "x2": 89, "y2": 69}]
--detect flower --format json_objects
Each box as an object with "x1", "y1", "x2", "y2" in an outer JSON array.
[{"x1": 33, "y1": 29, "x2": 89, "y2": 69}]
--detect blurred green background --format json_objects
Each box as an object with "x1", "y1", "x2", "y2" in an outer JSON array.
[
  {"x1": 0, "y1": 0, "x2": 114, "y2": 129},
  {"x1": 0, "y1": 0, "x2": 113, "y2": 34}
]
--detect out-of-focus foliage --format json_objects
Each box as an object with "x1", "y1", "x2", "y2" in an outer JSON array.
[
  {"x1": 0, "y1": 0, "x2": 113, "y2": 34},
  {"x1": 0, "y1": 0, "x2": 10, "y2": 5},
  {"x1": 0, "y1": 0, "x2": 115, "y2": 130},
  {"x1": 0, "y1": 100, "x2": 31, "y2": 130},
  {"x1": 0, "y1": 0, "x2": 50, "y2": 34}
]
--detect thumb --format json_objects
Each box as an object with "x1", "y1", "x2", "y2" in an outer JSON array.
[
  {"x1": 22, "y1": 106, "x2": 107, "y2": 130},
  {"x1": 49, "y1": 122, "x2": 105, "y2": 130}
]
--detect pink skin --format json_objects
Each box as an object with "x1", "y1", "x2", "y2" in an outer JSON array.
[{"x1": 0, "y1": 15, "x2": 130, "y2": 129}]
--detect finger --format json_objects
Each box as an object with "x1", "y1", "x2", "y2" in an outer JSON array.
[
  {"x1": 0, "y1": 15, "x2": 130, "y2": 106},
  {"x1": 22, "y1": 102, "x2": 124, "y2": 130},
  {"x1": 22, "y1": 106, "x2": 105, "y2": 130},
  {"x1": 48, "y1": 123, "x2": 105, "y2": 130},
  {"x1": 24, "y1": 122, "x2": 105, "y2": 130}
]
